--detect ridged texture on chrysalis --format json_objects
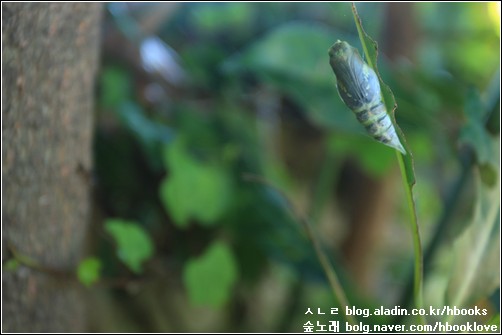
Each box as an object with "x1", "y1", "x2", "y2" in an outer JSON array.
[{"x1": 328, "y1": 40, "x2": 405, "y2": 154}]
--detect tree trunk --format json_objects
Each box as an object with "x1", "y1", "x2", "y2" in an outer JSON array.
[{"x1": 2, "y1": 3, "x2": 102, "y2": 332}]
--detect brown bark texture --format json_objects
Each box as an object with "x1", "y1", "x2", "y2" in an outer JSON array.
[{"x1": 2, "y1": 3, "x2": 102, "y2": 332}]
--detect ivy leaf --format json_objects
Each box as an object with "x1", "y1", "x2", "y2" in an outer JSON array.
[
  {"x1": 183, "y1": 241, "x2": 238, "y2": 308},
  {"x1": 159, "y1": 137, "x2": 232, "y2": 227},
  {"x1": 77, "y1": 257, "x2": 102, "y2": 287},
  {"x1": 105, "y1": 219, "x2": 154, "y2": 274}
]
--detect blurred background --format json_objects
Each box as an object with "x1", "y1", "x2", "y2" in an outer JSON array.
[{"x1": 4, "y1": 2, "x2": 500, "y2": 332}]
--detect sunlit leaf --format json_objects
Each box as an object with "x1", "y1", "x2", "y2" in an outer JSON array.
[
  {"x1": 77, "y1": 257, "x2": 102, "y2": 287},
  {"x1": 105, "y1": 219, "x2": 154, "y2": 274},
  {"x1": 183, "y1": 241, "x2": 238, "y2": 307},
  {"x1": 159, "y1": 137, "x2": 232, "y2": 227}
]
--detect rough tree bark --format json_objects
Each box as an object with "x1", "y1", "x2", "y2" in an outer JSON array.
[{"x1": 2, "y1": 3, "x2": 102, "y2": 332}]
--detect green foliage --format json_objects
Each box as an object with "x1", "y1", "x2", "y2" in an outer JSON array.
[
  {"x1": 460, "y1": 89, "x2": 497, "y2": 167},
  {"x1": 224, "y1": 22, "x2": 361, "y2": 131},
  {"x1": 460, "y1": 88, "x2": 498, "y2": 186},
  {"x1": 3, "y1": 258, "x2": 20, "y2": 272},
  {"x1": 328, "y1": 133, "x2": 395, "y2": 178},
  {"x1": 488, "y1": 314, "x2": 500, "y2": 327},
  {"x1": 190, "y1": 3, "x2": 255, "y2": 34},
  {"x1": 117, "y1": 102, "x2": 174, "y2": 145},
  {"x1": 99, "y1": 67, "x2": 132, "y2": 109},
  {"x1": 183, "y1": 241, "x2": 238, "y2": 307},
  {"x1": 77, "y1": 257, "x2": 102, "y2": 287},
  {"x1": 445, "y1": 164, "x2": 500, "y2": 309},
  {"x1": 93, "y1": 2, "x2": 500, "y2": 332},
  {"x1": 159, "y1": 136, "x2": 232, "y2": 227},
  {"x1": 104, "y1": 219, "x2": 154, "y2": 274}
]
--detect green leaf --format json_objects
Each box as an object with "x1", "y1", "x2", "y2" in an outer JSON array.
[
  {"x1": 223, "y1": 22, "x2": 362, "y2": 131},
  {"x1": 190, "y1": 3, "x2": 255, "y2": 33},
  {"x1": 183, "y1": 241, "x2": 238, "y2": 307},
  {"x1": 77, "y1": 257, "x2": 102, "y2": 287},
  {"x1": 159, "y1": 137, "x2": 232, "y2": 227},
  {"x1": 445, "y1": 150, "x2": 500, "y2": 310},
  {"x1": 104, "y1": 219, "x2": 154, "y2": 274},
  {"x1": 3, "y1": 258, "x2": 20, "y2": 272},
  {"x1": 117, "y1": 102, "x2": 174, "y2": 144},
  {"x1": 487, "y1": 314, "x2": 500, "y2": 328},
  {"x1": 224, "y1": 22, "x2": 350, "y2": 85},
  {"x1": 99, "y1": 67, "x2": 132, "y2": 109},
  {"x1": 328, "y1": 133, "x2": 395, "y2": 177},
  {"x1": 460, "y1": 89, "x2": 496, "y2": 169}
]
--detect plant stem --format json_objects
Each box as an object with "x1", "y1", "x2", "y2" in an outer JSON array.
[
  {"x1": 243, "y1": 173, "x2": 356, "y2": 325},
  {"x1": 7, "y1": 244, "x2": 72, "y2": 278},
  {"x1": 396, "y1": 151, "x2": 424, "y2": 315},
  {"x1": 396, "y1": 150, "x2": 473, "y2": 317},
  {"x1": 301, "y1": 214, "x2": 357, "y2": 326}
]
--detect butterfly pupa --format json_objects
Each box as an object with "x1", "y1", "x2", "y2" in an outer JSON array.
[{"x1": 328, "y1": 40, "x2": 405, "y2": 154}]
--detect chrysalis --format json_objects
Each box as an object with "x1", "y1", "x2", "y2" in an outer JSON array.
[{"x1": 328, "y1": 40, "x2": 405, "y2": 154}]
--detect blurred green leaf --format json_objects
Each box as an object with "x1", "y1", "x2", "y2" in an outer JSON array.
[
  {"x1": 479, "y1": 163, "x2": 498, "y2": 187},
  {"x1": 190, "y1": 3, "x2": 255, "y2": 33},
  {"x1": 460, "y1": 121, "x2": 493, "y2": 164},
  {"x1": 3, "y1": 258, "x2": 20, "y2": 272},
  {"x1": 77, "y1": 257, "x2": 102, "y2": 287},
  {"x1": 225, "y1": 22, "x2": 346, "y2": 85},
  {"x1": 117, "y1": 102, "x2": 174, "y2": 144},
  {"x1": 223, "y1": 22, "x2": 362, "y2": 131},
  {"x1": 487, "y1": 314, "x2": 500, "y2": 327},
  {"x1": 445, "y1": 156, "x2": 500, "y2": 308},
  {"x1": 115, "y1": 102, "x2": 175, "y2": 171},
  {"x1": 159, "y1": 137, "x2": 232, "y2": 227},
  {"x1": 485, "y1": 70, "x2": 500, "y2": 136},
  {"x1": 328, "y1": 133, "x2": 395, "y2": 177},
  {"x1": 105, "y1": 219, "x2": 154, "y2": 274},
  {"x1": 99, "y1": 67, "x2": 132, "y2": 108},
  {"x1": 183, "y1": 241, "x2": 238, "y2": 307},
  {"x1": 460, "y1": 89, "x2": 496, "y2": 170}
]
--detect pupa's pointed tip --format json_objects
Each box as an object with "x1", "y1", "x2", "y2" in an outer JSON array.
[
  {"x1": 387, "y1": 137, "x2": 406, "y2": 155},
  {"x1": 395, "y1": 143, "x2": 407, "y2": 155}
]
